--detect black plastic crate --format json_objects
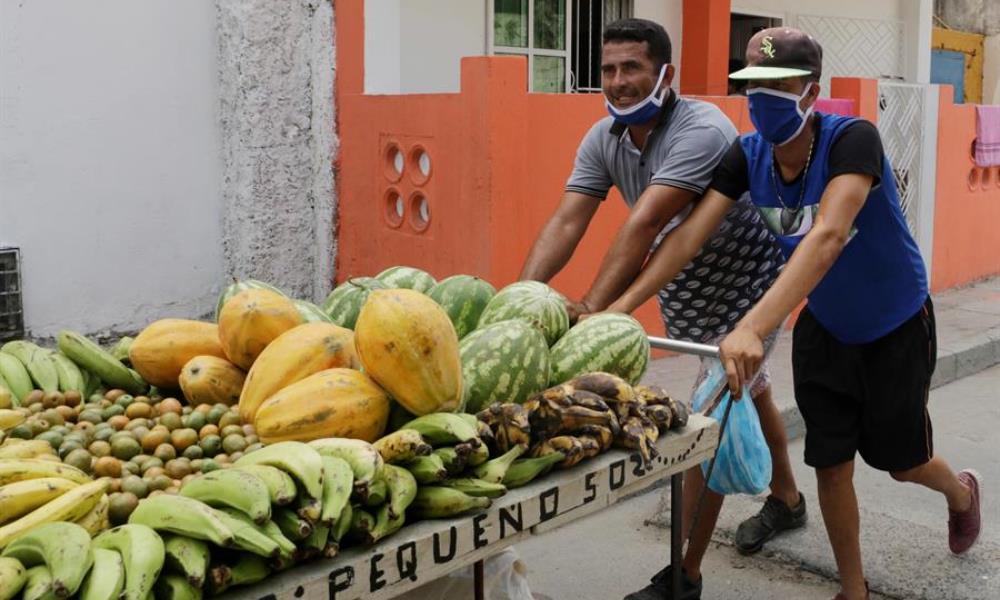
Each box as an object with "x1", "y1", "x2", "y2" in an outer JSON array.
[{"x1": 0, "y1": 247, "x2": 24, "y2": 342}]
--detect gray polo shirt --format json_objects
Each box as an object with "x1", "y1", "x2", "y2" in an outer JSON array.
[{"x1": 565, "y1": 93, "x2": 738, "y2": 232}]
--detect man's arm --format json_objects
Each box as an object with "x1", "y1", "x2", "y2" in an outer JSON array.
[
  {"x1": 604, "y1": 189, "x2": 735, "y2": 314},
  {"x1": 578, "y1": 184, "x2": 697, "y2": 313},
  {"x1": 720, "y1": 173, "x2": 873, "y2": 394},
  {"x1": 519, "y1": 191, "x2": 602, "y2": 283}
]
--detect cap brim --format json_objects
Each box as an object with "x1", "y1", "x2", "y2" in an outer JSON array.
[{"x1": 729, "y1": 66, "x2": 814, "y2": 80}]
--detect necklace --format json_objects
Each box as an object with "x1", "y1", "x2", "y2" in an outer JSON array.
[{"x1": 769, "y1": 126, "x2": 817, "y2": 217}]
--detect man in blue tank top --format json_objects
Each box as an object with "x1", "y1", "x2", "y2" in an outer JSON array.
[{"x1": 611, "y1": 27, "x2": 982, "y2": 600}]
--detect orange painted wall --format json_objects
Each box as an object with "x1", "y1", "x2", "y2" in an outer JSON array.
[{"x1": 931, "y1": 86, "x2": 1000, "y2": 290}]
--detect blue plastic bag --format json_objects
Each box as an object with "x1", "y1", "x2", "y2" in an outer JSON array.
[{"x1": 691, "y1": 359, "x2": 772, "y2": 495}]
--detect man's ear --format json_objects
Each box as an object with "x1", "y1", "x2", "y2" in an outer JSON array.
[{"x1": 663, "y1": 64, "x2": 676, "y2": 89}]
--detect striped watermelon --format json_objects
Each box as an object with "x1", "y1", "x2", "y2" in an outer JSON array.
[
  {"x1": 477, "y1": 281, "x2": 569, "y2": 346},
  {"x1": 293, "y1": 299, "x2": 333, "y2": 323},
  {"x1": 427, "y1": 275, "x2": 497, "y2": 339},
  {"x1": 548, "y1": 313, "x2": 650, "y2": 385},
  {"x1": 375, "y1": 266, "x2": 436, "y2": 293},
  {"x1": 459, "y1": 319, "x2": 550, "y2": 413},
  {"x1": 322, "y1": 277, "x2": 388, "y2": 329},
  {"x1": 215, "y1": 279, "x2": 285, "y2": 321}
]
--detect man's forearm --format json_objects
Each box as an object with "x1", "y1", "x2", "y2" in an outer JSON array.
[
  {"x1": 580, "y1": 224, "x2": 661, "y2": 311},
  {"x1": 520, "y1": 223, "x2": 580, "y2": 282}
]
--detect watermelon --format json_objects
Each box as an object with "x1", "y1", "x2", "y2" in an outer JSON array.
[
  {"x1": 375, "y1": 266, "x2": 437, "y2": 293},
  {"x1": 427, "y1": 275, "x2": 497, "y2": 339},
  {"x1": 215, "y1": 279, "x2": 285, "y2": 321},
  {"x1": 548, "y1": 313, "x2": 650, "y2": 385},
  {"x1": 322, "y1": 277, "x2": 389, "y2": 329},
  {"x1": 293, "y1": 299, "x2": 333, "y2": 323},
  {"x1": 477, "y1": 281, "x2": 569, "y2": 346},
  {"x1": 459, "y1": 319, "x2": 550, "y2": 413}
]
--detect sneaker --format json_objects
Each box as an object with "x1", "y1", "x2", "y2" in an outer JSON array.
[
  {"x1": 734, "y1": 493, "x2": 807, "y2": 555},
  {"x1": 949, "y1": 469, "x2": 982, "y2": 554},
  {"x1": 622, "y1": 565, "x2": 702, "y2": 600}
]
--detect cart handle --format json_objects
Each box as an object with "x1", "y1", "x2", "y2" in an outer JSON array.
[{"x1": 646, "y1": 336, "x2": 720, "y2": 359}]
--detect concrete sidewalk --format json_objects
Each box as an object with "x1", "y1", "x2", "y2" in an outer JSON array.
[{"x1": 640, "y1": 276, "x2": 1000, "y2": 442}]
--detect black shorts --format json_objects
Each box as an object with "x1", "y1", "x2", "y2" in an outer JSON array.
[{"x1": 792, "y1": 297, "x2": 936, "y2": 471}]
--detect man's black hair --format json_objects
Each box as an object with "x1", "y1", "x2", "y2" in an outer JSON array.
[{"x1": 603, "y1": 18, "x2": 672, "y2": 67}]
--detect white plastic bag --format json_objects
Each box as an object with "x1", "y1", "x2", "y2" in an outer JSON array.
[{"x1": 394, "y1": 547, "x2": 534, "y2": 600}]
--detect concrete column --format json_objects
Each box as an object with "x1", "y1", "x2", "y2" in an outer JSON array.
[
  {"x1": 680, "y1": 0, "x2": 731, "y2": 96},
  {"x1": 902, "y1": 0, "x2": 933, "y2": 83}
]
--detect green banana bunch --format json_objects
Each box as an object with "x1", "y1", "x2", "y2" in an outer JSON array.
[
  {"x1": 381, "y1": 464, "x2": 418, "y2": 520},
  {"x1": 232, "y1": 464, "x2": 297, "y2": 506},
  {"x1": 108, "y1": 337, "x2": 134, "y2": 365},
  {"x1": 346, "y1": 506, "x2": 376, "y2": 543},
  {"x1": 212, "y1": 508, "x2": 280, "y2": 558},
  {"x1": 179, "y1": 468, "x2": 271, "y2": 524},
  {"x1": 298, "y1": 523, "x2": 331, "y2": 561},
  {"x1": 91, "y1": 524, "x2": 165, "y2": 600},
  {"x1": 1, "y1": 521, "x2": 93, "y2": 597},
  {"x1": 402, "y1": 413, "x2": 482, "y2": 447},
  {"x1": 0, "y1": 353, "x2": 33, "y2": 403},
  {"x1": 21, "y1": 565, "x2": 54, "y2": 600},
  {"x1": 153, "y1": 574, "x2": 201, "y2": 600},
  {"x1": 1, "y1": 342, "x2": 58, "y2": 393},
  {"x1": 234, "y1": 441, "x2": 324, "y2": 502},
  {"x1": 272, "y1": 507, "x2": 313, "y2": 542},
  {"x1": 440, "y1": 478, "x2": 508, "y2": 498},
  {"x1": 56, "y1": 331, "x2": 147, "y2": 395},
  {"x1": 0, "y1": 556, "x2": 26, "y2": 600},
  {"x1": 502, "y1": 452, "x2": 565, "y2": 488},
  {"x1": 77, "y1": 548, "x2": 124, "y2": 600},
  {"x1": 127, "y1": 495, "x2": 234, "y2": 547},
  {"x1": 409, "y1": 486, "x2": 491, "y2": 519},
  {"x1": 473, "y1": 444, "x2": 526, "y2": 484},
  {"x1": 206, "y1": 554, "x2": 270, "y2": 596},
  {"x1": 330, "y1": 503, "x2": 353, "y2": 545},
  {"x1": 366, "y1": 504, "x2": 405, "y2": 544},
  {"x1": 363, "y1": 479, "x2": 388, "y2": 507},
  {"x1": 294, "y1": 495, "x2": 323, "y2": 523},
  {"x1": 162, "y1": 535, "x2": 209, "y2": 589},
  {"x1": 47, "y1": 353, "x2": 85, "y2": 394},
  {"x1": 373, "y1": 429, "x2": 432, "y2": 464},
  {"x1": 319, "y1": 456, "x2": 354, "y2": 525},
  {"x1": 308, "y1": 438, "x2": 383, "y2": 500},
  {"x1": 404, "y1": 454, "x2": 448, "y2": 484},
  {"x1": 433, "y1": 445, "x2": 471, "y2": 475},
  {"x1": 258, "y1": 518, "x2": 297, "y2": 559}
]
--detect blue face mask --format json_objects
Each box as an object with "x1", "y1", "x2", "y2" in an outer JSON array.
[
  {"x1": 746, "y1": 84, "x2": 816, "y2": 146},
  {"x1": 604, "y1": 64, "x2": 669, "y2": 125}
]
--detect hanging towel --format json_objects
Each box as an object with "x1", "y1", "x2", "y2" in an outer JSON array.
[
  {"x1": 975, "y1": 104, "x2": 1000, "y2": 167},
  {"x1": 816, "y1": 98, "x2": 855, "y2": 116}
]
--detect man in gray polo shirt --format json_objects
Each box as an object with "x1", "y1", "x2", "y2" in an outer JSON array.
[{"x1": 519, "y1": 19, "x2": 805, "y2": 599}]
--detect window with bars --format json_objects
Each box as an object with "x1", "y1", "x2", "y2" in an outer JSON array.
[{"x1": 488, "y1": 0, "x2": 633, "y2": 93}]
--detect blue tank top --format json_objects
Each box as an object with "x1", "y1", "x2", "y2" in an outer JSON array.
[{"x1": 740, "y1": 113, "x2": 927, "y2": 344}]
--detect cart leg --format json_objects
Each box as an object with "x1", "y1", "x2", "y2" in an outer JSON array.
[
  {"x1": 670, "y1": 472, "x2": 683, "y2": 600},
  {"x1": 474, "y1": 559, "x2": 485, "y2": 600}
]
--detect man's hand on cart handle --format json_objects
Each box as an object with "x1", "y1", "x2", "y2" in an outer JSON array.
[
  {"x1": 565, "y1": 298, "x2": 594, "y2": 324},
  {"x1": 718, "y1": 325, "x2": 764, "y2": 400}
]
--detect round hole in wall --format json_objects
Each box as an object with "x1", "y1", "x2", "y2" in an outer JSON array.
[
  {"x1": 409, "y1": 191, "x2": 431, "y2": 232},
  {"x1": 408, "y1": 145, "x2": 432, "y2": 185},
  {"x1": 384, "y1": 187, "x2": 404, "y2": 228},
  {"x1": 383, "y1": 142, "x2": 404, "y2": 182},
  {"x1": 968, "y1": 168, "x2": 981, "y2": 191}
]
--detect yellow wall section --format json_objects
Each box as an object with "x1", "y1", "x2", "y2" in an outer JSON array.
[{"x1": 932, "y1": 27, "x2": 984, "y2": 104}]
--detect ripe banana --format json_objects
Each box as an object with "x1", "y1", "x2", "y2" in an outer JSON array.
[
  {"x1": 92, "y1": 524, "x2": 165, "y2": 600},
  {"x1": 564, "y1": 389, "x2": 612, "y2": 412},
  {"x1": 0, "y1": 440, "x2": 56, "y2": 460},
  {"x1": 56, "y1": 331, "x2": 148, "y2": 395},
  {"x1": 373, "y1": 429, "x2": 432, "y2": 464},
  {"x1": 233, "y1": 464, "x2": 296, "y2": 506},
  {"x1": 576, "y1": 424, "x2": 614, "y2": 451},
  {"x1": 161, "y1": 535, "x2": 209, "y2": 590},
  {"x1": 47, "y1": 353, "x2": 85, "y2": 395},
  {"x1": 0, "y1": 353, "x2": 32, "y2": 403},
  {"x1": 212, "y1": 508, "x2": 279, "y2": 558},
  {"x1": 0, "y1": 459, "x2": 91, "y2": 486},
  {"x1": 319, "y1": 456, "x2": 353, "y2": 525},
  {"x1": 74, "y1": 493, "x2": 110, "y2": 536},
  {"x1": 381, "y1": 463, "x2": 418, "y2": 520},
  {"x1": 1, "y1": 342, "x2": 58, "y2": 394},
  {"x1": 531, "y1": 435, "x2": 587, "y2": 468},
  {"x1": 476, "y1": 402, "x2": 531, "y2": 452},
  {"x1": 179, "y1": 469, "x2": 271, "y2": 524},
  {"x1": 409, "y1": 486, "x2": 491, "y2": 519},
  {"x1": 569, "y1": 371, "x2": 636, "y2": 412},
  {"x1": 0, "y1": 410, "x2": 25, "y2": 432},
  {"x1": 0, "y1": 479, "x2": 107, "y2": 549},
  {"x1": 440, "y1": 478, "x2": 508, "y2": 498},
  {"x1": 153, "y1": 574, "x2": 202, "y2": 600},
  {"x1": 272, "y1": 507, "x2": 313, "y2": 542},
  {"x1": 77, "y1": 547, "x2": 124, "y2": 600},
  {"x1": 127, "y1": 495, "x2": 235, "y2": 547},
  {"x1": 473, "y1": 444, "x2": 525, "y2": 484},
  {"x1": 502, "y1": 452, "x2": 565, "y2": 488},
  {"x1": 642, "y1": 403, "x2": 673, "y2": 429},
  {"x1": 0, "y1": 478, "x2": 79, "y2": 526},
  {"x1": 234, "y1": 441, "x2": 324, "y2": 502},
  {"x1": 401, "y1": 413, "x2": 482, "y2": 447},
  {"x1": 1, "y1": 521, "x2": 93, "y2": 597},
  {"x1": 21, "y1": 565, "x2": 54, "y2": 600},
  {"x1": 617, "y1": 415, "x2": 659, "y2": 466},
  {"x1": 404, "y1": 454, "x2": 448, "y2": 484},
  {"x1": 307, "y1": 438, "x2": 383, "y2": 499},
  {"x1": 0, "y1": 556, "x2": 27, "y2": 600}
]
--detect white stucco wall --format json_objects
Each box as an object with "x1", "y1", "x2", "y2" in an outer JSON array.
[
  {"x1": 985, "y1": 34, "x2": 1000, "y2": 105},
  {"x1": 0, "y1": 1, "x2": 224, "y2": 338},
  {"x1": 634, "y1": 0, "x2": 684, "y2": 90}
]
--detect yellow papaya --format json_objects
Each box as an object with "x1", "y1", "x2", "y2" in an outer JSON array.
[
  {"x1": 178, "y1": 355, "x2": 246, "y2": 407},
  {"x1": 254, "y1": 368, "x2": 389, "y2": 443},
  {"x1": 238, "y1": 322, "x2": 360, "y2": 422},
  {"x1": 218, "y1": 288, "x2": 304, "y2": 370},
  {"x1": 354, "y1": 288, "x2": 462, "y2": 415},
  {"x1": 128, "y1": 319, "x2": 227, "y2": 388}
]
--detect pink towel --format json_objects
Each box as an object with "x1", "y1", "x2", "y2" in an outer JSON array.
[
  {"x1": 816, "y1": 98, "x2": 856, "y2": 116},
  {"x1": 975, "y1": 105, "x2": 1000, "y2": 167}
]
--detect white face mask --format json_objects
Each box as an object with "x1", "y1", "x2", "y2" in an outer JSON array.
[
  {"x1": 604, "y1": 64, "x2": 669, "y2": 125},
  {"x1": 745, "y1": 83, "x2": 816, "y2": 146}
]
